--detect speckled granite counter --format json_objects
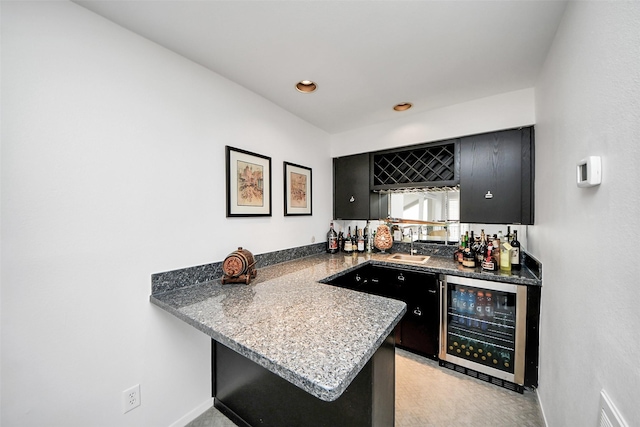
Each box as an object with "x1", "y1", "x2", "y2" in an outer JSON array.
[
  {"x1": 150, "y1": 254, "x2": 406, "y2": 402},
  {"x1": 150, "y1": 249, "x2": 540, "y2": 403},
  {"x1": 338, "y1": 252, "x2": 542, "y2": 287}
]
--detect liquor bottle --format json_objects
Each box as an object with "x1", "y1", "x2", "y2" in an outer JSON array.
[
  {"x1": 338, "y1": 232, "x2": 344, "y2": 252},
  {"x1": 363, "y1": 221, "x2": 370, "y2": 251},
  {"x1": 357, "y1": 229, "x2": 365, "y2": 252},
  {"x1": 476, "y1": 230, "x2": 487, "y2": 264},
  {"x1": 462, "y1": 245, "x2": 476, "y2": 268},
  {"x1": 344, "y1": 227, "x2": 353, "y2": 253},
  {"x1": 457, "y1": 236, "x2": 465, "y2": 263},
  {"x1": 510, "y1": 230, "x2": 521, "y2": 270},
  {"x1": 500, "y1": 234, "x2": 512, "y2": 272},
  {"x1": 482, "y1": 243, "x2": 497, "y2": 271},
  {"x1": 506, "y1": 225, "x2": 511, "y2": 241},
  {"x1": 351, "y1": 227, "x2": 358, "y2": 253},
  {"x1": 326, "y1": 222, "x2": 338, "y2": 254},
  {"x1": 492, "y1": 234, "x2": 500, "y2": 262}
]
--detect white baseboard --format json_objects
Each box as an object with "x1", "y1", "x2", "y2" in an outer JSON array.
[
  {"x1": 169, "y1": 397, "x2": 214, "y2": 427},
  {"x1": 536, "y1": 388, "x2": 549, "y2": 427}
]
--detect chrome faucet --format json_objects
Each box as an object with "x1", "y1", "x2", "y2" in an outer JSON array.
[{"x1": 408, "y1": 228, "x2": 417, "y2": 255}]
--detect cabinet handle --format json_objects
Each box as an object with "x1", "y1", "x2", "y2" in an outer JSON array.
[
  {"x1": 371, "y1": 278, "x2": 379, "y2": 283},
  {"x1": 397, "y1": 274, "x2": 405, "y2": 282},
  {"x1": 485, "y1": 191, "x2": 494, "y2": 199},
  {"x1": 413, "y1": 308, "x2": 422, "y2": 316},
  {"x1": 355, "y1": 274, "x2": 362, "y2": 282},
  {"x1": 349, "y1": 196, "x2": 355, "y2": 203},
  {"x1": 428, "y1": 289, "x2": 437, "y2": 294}
]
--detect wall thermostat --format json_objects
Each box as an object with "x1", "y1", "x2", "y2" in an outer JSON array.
[{"x1": 576, "y1": 156, "x2": 601, "y2": 188}]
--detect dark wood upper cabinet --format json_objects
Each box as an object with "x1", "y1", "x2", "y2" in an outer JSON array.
[
  {"x1": 459, "y1": 127, "x2": 534, "y2": 225},
  {"x1": 333, "y1": 127, "x2": 534, "y2": 224},
  {"x1": 333, "y1": 153, "x2": 388, "y2": 220}
]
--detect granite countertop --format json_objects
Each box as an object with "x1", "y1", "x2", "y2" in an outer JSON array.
[
  {"x1": 360, "y1": 252, "x2": 541, "y2": 286},
  {"x1": 150, "y1": 250, "x2": 540, "y2": 402},
  {"x1": 150, "y1": 255, "x2": 407, "y2": 402}
]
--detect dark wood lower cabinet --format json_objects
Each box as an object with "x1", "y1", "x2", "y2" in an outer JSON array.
[
  {"x1": 212, "y1": 333, "x2": 396, "y2": 427},
  {"x1": 326, "y1": 265, "x2": 439, "y2": 360}
]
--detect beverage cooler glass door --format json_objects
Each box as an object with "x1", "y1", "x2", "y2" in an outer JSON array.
[{"x1": 440, "y1": 275, "x2": 527, "y2": 385}]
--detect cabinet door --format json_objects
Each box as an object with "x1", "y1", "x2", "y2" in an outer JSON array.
[
  {"x1": 460, "y1": 127, "x2": 533, "y2": 224},
  {"x1": 334, "y1": 154, "x2": 388, "y2": 220},
  {"x1": 334, "y1": 153, "x2": 371, "y2": 220},
  {"x1": 399, "y1": 273, "x2": 440, "y2": 359}
]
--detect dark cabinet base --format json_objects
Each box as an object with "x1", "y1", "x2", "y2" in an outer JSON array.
[
  {"x1": 327, "y1": 265, "x2": 439, "y2": 360},
  {"x1": 213, "y1": 334, "x2": 396, "y2": 427}
]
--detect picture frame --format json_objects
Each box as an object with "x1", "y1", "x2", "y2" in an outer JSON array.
[
  {"x1": 284, "y1": 161, "x2": 312, "y2": 216},
  {"x1": 226, "y1": 146, "x2": 272, "y2": 217}
]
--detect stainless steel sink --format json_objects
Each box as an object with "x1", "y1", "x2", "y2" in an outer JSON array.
[{"x1": 387, "y1": 253, "x2": 431, "y2": 264}]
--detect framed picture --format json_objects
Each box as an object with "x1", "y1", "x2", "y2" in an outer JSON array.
[
  {"x1": 226, "y1": 146, "x2": 272, "y2": 217},
  {"x1": 284, "y1": 162, "x2": 312, "y2": 216}
]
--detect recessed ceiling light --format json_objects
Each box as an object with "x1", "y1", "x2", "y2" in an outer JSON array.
[
  {"x1": 296, "y1": 80, "x2": 317, "y2": 93},
  {"x1": 393, "y1": 102, "x2": 412, "y2": 111}
]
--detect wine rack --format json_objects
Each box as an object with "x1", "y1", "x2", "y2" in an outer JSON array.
[{"x1": 372, "y1": 141, "x2": 458, "y2": 189}]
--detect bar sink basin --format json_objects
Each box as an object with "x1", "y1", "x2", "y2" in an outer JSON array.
[{"x1": 387, "y1": 253, "x2": 431, "y2": 264}]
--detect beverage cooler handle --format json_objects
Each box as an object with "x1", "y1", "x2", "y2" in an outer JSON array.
[{"x1": 438, "y1": 278, "x2": 446, "y2": 360}]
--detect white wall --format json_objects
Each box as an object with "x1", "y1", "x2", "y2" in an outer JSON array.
[
  {"x1": 329, "y1": 88, "x2": 535, "y2": 157},
  {"x1": 532, "y1": 2, "x2": 640, "y2": 426},
  {"x1": 0, "y1": 2, "x2": 331, "y2": 426}
]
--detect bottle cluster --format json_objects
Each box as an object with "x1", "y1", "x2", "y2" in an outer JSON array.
[
  {"x1": 326, "y1": 221, "x2": 372, "y2": 254},
  {"x1": 448, "y1": 285, "x2": 516, "y2": 372},
  {"x1": 453, "y1": 228, "x2": 521, "y2": 272},
  {"x1": 447, "y1": 333, "x2": 513, "y2": 371}
]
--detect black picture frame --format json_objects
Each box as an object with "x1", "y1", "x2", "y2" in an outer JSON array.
[
  {"x1": 283, "y1": 161, "x2": 312, "y2": 216},
  {"x1": 226, "y1": 146, "x2": 272, "y2": 217}
]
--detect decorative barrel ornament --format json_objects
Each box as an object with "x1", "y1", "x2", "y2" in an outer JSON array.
[{"x1": 222, "y1": 247, "x2": 257, "y2": 285}]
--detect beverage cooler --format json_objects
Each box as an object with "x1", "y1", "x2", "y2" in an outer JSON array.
[{"x1": 439, "y1": 275, "x2": 527, "y2": 392}]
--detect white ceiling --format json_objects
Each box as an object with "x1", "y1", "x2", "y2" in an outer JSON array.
[{"x1": 74, "y1": 0, "x2": 567, "y2": 134}]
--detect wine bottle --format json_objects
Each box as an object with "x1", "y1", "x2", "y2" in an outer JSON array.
[
  {"x1": 492, "y1": 234, "x2": 500, "y2": 262},
  {"x1": 344, "y1": 227, "x2": 353, "y2": 253},
  {"x1": 477, "y1": 229, "x2": 486, "y2": 263},
  {"x1": 510, "y1": 230, "x2": 521, "y2": 270},
  {"x1": 357, "y1": 229, "x2": 365, "y2": 252},
  {"x1": 326, "y1": 222, "x2": 338, "y2": 254}
]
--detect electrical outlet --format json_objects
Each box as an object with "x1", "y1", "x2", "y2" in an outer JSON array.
[{"x1": 122, "y1": 384, "x2": 141, "y2": 413}]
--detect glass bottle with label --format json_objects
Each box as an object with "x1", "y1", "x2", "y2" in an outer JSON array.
[
  {"x1": 466, "y1": 289, "x2": 476, "y2": 327},
  {"x1": 326, "y1": 222, "x2": 338, "y2": 254},
  {"x1": 357, "y1": 229, "x2": 365, "y2": 252},
  {"x1": 510, "y1": 230, "x2": 521, "y2": 270},
  {"x1": 500, "y1": 235, "x2": 512, "y2": 272}
]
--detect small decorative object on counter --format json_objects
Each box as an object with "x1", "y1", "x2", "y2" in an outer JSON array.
[
  {"x1": 373, "y1": 224, "x2": 393, "y2": 253},
  {"x1": 222, "y1": 247, "x2": 257, "y2": 285}
]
